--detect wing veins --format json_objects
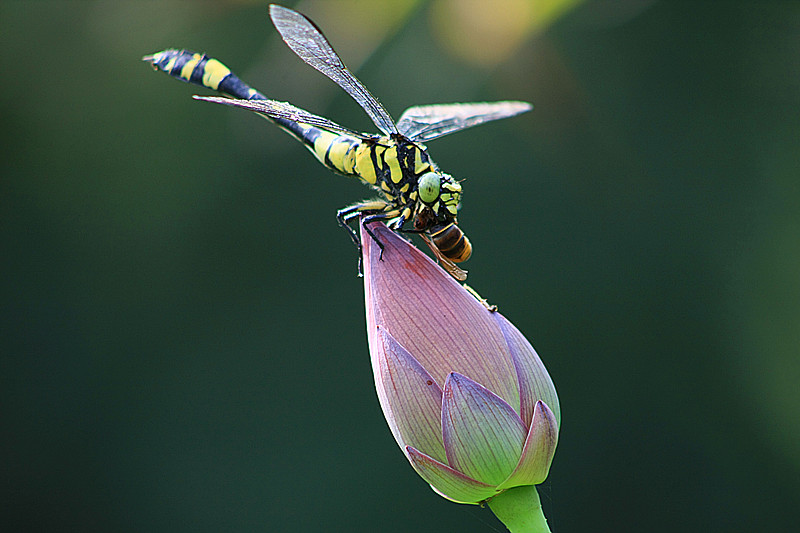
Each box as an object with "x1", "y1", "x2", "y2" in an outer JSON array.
[
  {"x1": 397, "y1": 101, "x2": 533, "y2": 142},
  {"x1": 269, "y1": 5, "x2": 398, "y2": 136},
  {"x1": 193, "y1": 96, "x2": 365, "y2": 138}
]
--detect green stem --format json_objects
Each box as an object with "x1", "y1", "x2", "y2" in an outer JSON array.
[{"x1": 487, "y1": 486, "x2": 551, "y2": 533}]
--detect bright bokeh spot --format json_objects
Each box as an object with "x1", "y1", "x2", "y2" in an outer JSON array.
[
  {"x1": 304, "y1": 0, "x2": 422, "y2": 70},
  {"x1": 431, "y1": 0, "x2": 585, "y2": 66}
]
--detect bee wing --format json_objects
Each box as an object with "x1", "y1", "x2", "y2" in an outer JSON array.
[
  {"x1": 397, "y1": 101, "x2": 532, "y2": 142},
  {"x1": 269, "y1": 5, "x2": 398, "y2": 136},
  {"x1": 193, "y1": 96, "x2": 366, "y2": 138},
  {"x1": 420, "y1": 234, "x2": 468, "y2": 282}
]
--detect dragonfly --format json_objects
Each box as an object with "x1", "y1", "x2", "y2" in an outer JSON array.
[{"x1": 144, "y1": 4, "x2": 532, "y2": 280}]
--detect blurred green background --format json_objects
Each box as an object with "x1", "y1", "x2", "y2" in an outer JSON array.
[{"x1": 3, "y1": 0, "x2": 799, "y2": 531}]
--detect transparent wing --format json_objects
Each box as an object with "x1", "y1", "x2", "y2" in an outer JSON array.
[
  {"x1": 193, "y1": 96, "x2": 365, "y2": 138},
  {"x1": 269, "y1": 5, "x2": 398, "y2": 136},
  {"x1": 397, "y1": 101, "x2": 532, "y2": 142}
]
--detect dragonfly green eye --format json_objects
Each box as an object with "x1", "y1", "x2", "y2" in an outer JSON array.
[{"x1": 417, "y1": 172, "x2": 441, "y2": 204}]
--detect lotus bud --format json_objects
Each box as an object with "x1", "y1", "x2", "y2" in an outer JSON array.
[{"x1": 362, "y1": 221, "x2": 560, "y2": 514}]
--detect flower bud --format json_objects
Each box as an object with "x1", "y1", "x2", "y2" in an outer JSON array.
[{"x1": 362, "y1": 222, "x2": 559, "y2": 503}]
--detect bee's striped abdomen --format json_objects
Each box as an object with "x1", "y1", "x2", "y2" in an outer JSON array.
[{"x1": 430, "y1": 223, "x2": 472, "y2": 263}]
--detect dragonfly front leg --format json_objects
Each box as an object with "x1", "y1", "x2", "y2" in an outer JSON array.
[
  {"x1": 337, "y1": 200, "x2": 400, "y2": 275},
  {"x1": 337, "y1": 200, "x2": 393, "y2": 248}
]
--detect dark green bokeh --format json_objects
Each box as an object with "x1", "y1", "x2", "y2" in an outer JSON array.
[{"x1": 3, "y1": 1, "x2": 799, "y2": 531}]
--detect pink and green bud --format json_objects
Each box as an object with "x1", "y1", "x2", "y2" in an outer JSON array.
[{"x1": 362, "y1": 222, "x2": 560, "y2": 504}]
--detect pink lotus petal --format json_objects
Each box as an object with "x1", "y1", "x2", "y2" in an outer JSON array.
[
  {"x1": 442, "y1": 372, "x2": 527, "y2": 486},
  {"x1": 372, "y1": 326, "x2": 446, "y2": 463},
  {"x1": 406, "y1": 446, "x2": 500, "y2": 504},
  {"x1": 362, "y1": 222, "x2": 520, "y2": 410},
  {"x1": 493, "y1": 313, "x2": 561, "y2": 427},
  {"x1": 497, "y1": 401, "x2": 559, "y2": 490}
]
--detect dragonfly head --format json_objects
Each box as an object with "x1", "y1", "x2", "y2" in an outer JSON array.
[{"x1": 417, "y1": 171, "x2": 462, "y2": 221}]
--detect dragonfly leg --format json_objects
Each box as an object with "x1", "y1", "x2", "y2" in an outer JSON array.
[
  {"x1": 337, "y1": 201, "x2": 400, "y2": 275},
  {"x1": 336, "y1": 205, "x2": 364, "y2": 249},
  {"x1": 361, "y1": 212, "x2": 398, "y2": 261}
]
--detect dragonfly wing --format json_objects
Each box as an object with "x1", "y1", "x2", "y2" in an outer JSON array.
[
  {"x1": 193, "y1": 96, "x2": 365, "y2": 138},
  {"x1": 397, "y1": 101, "x2": 532, "y2": 142},
  {"x1": 269, "y1": 5, "x2": 398, "y2": 136}
]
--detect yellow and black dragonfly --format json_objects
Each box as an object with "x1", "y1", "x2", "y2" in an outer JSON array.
[{"x1": 144, "y1": 4, "x2": 531, "y2": 280}]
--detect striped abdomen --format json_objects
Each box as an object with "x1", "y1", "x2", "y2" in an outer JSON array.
[
  {"x1": 144, "y1": 49, "x2": 427, "y2": 193},
  {"x1": 429, "y1": 223, "x2": 472, "y2": 263}
]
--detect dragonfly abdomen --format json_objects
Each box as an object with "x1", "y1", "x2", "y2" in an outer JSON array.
[
  {"x1": 295, "y1": 126, "x2": 361, "y2": 177},
  {"x1": 145, "y1": 49, "x2": 304, "y2": 134},
  {"x1": 145, "y1": 49, "x2": 410, "y2": 193},
  {"x1": 145, "y1": 50, "x2": 261, "y2": 100},
  {"x1": 295, "y1": 130, "x2": 434, "y2": 200}
]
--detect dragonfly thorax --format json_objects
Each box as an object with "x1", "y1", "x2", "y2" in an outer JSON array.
[{"x1": 367, "y1": 136, "x2": 462, "y2": 220}]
